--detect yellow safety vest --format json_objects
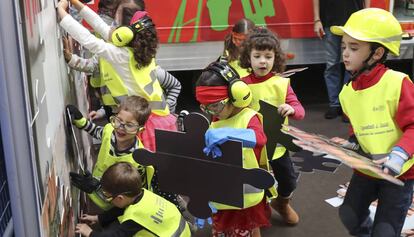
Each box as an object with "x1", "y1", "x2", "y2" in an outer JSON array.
[
  {"x1": 209, "y1": 108, "x2": 273, "y2": 210},
  {"x1": 229, "y1": 60, "x2": 250, "y2": 78},
  {"x1": 94, "y1": 48, "x2": 169, "y2": 116},
  {"x1": 248, "y1": 75, "x2": 290, "y2": 160},
  {"x1": 118, "y1": 189, "x2": 191, "y2": 237},
  {"x1": 89, "y1": 124, "x2": 155, "y2": 210},
  {"x1": 339, "y1": 69, "x2": 414, "y2": 178}
]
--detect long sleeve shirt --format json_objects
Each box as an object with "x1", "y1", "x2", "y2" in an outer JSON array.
[
  {"x1": 60, "y1": 7, "x2": 146, "y2": 98},
  {"x1": 242, "y1": 72, "x2": 305, "y2": 120},
  {"x1": 347, "y1": 64, "x2": 414, "y2": 179}
]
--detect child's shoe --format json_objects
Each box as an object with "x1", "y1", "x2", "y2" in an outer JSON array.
[{"x1": 271, "y1": 196, "x2": 299, "y2": 225}]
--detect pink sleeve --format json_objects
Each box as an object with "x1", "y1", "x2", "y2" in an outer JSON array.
[
  {"x1": 285, "y1": 85, "x2": 305, "y2": 120},
  {"x1": 395, "y1": 78, "x2": 414, "y2": 156}
]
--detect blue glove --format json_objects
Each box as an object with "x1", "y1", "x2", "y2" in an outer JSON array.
[
  {"x1": 383, "y1": 146, "x2": 409, "y2": 176},
  {"x1": 204, "y1": 128, "x2": 257, "y2": 158}
]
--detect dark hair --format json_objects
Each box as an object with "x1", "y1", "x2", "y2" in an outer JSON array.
[
  {"x1": 101, "y1": 162, "x2": 142, "y2": 197},
  {"x1": 121, "y1": 12, "x2": 158, "y2": 69},
  {"x1": 196, "y1": 68, "x2": 228, "y2": 87},
  {"x1": 117, "y1": 95, "x2": 151, "y2": 125},
  {"x1": 223, "y1": 18, "x2": 255, "y2": 62},
  {"x1": 370, "y1": 42, "x2": 389, "y2": 63},
  {"x1": 239, "y1": 27, "x2": 286, "y2": 73}
]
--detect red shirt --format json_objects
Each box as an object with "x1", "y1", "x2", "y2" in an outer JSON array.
[{"x1": 348, "y1": 64, "x2": 414, "y2": 180}]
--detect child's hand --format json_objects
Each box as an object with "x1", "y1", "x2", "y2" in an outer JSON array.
[
  {"x1": 62, "y1": 36, "x2": 72, "y2": 63},
  {"x1": 80, "y1": 214, "x2": 98, "y2": 225},
  {"x1": 88, "y1": 110, "x2": 105, "y2": 120},
  {"x1": 57, "y1": 0, "x2": 69, "y2": 10},
  {"x1": 75, "y1": 223, "x2": 92, "y2": 237},
  {"x1": 278, "y1": 104, "x2": 295, "y2": 117}
]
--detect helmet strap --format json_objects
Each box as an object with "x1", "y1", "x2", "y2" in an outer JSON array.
[{"x1": 346, "y1": 50, "x2": 378, "y2": 85}]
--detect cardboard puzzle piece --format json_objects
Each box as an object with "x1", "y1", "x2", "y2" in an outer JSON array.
[
  {"x1": 292, "y1": 150, "x2": 341, "y2": 173},
  {"x1": 284, "y1": 125, "x2": 404, "y2": 186},
  {"x1": 258, "y1": 100, "x2": 301, "y2": 159},
  {"x1": 133, "y1": 113, "x2": 275, "y2": 218}
]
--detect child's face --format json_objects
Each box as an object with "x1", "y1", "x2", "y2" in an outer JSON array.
[
  {"x1": 341, "y1": 34, "x2": 372, "y2": 73},
  {"x1": 215, "y1": 103, "x2": 237, "y2": 120},
  {"x1": 250, "y1": 48, "x2": 275, "y2": 77},
  {"x1": 112, "y1": 110, "x2": 140, "y2": 144}
]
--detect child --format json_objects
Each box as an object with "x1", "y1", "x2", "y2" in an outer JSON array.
[
  {"x1": 222, "y1": 18, "x2": 255, "y2": 78},
  {"x1": 57, "y1": 0, "x2": 177, "y2": 151},
  {"x1": 330, "y1": 8, "x2": 414, "y2": 236},
  {"x1": 63, "y1": 0, "x2": 181, "y2": 119},
  {"x1": 239, "y1": 27, "x2": 305, "y2": 225},
  {"x1": 195, "y1": 61, "x2": 271, "y2": 237},
  {"x1": 75, "y1": 162, "x2": 191, "y2": 237},
  {"x1": 67, "y1": 96, "x2": 178, "y2": 210}
]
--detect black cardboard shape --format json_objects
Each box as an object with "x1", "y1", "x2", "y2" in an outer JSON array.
[
  {"x1": 133, "y1": 113, "x2": 275, "y2": 218},
  {"x1": 258, "y1": 100, "x2": 301, "y2": 160}
]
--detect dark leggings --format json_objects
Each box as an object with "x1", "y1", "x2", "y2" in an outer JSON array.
[{"x1": 269, "y1": 151, "x2": 298, "y2": 197}]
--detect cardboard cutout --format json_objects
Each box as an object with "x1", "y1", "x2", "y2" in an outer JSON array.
[
  {"x1": 292, "y1": 150, "x2": 341, "y2": 173},
  {"x1": 258, "y1": 100, "x2": 301, "y2": 159},
  {"x1": 133, "y1": 113, "x2": 275, "y2": 218},
  {"x1": 283, "y1": 125, "x2": 404, "y2": 186}
]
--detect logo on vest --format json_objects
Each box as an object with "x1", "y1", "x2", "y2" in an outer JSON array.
[
  {"x1": 150, "y1": 197, "x2": 166, "y2": 224},
  {"x1": 372, "y1": 105, "x2": 385, "y2": 112}
]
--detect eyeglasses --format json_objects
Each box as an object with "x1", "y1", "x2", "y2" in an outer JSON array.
[
  {"x1": 200, "y1": 98, "x2": 229, "y2": 115},
  {"x1": 102, "y1": 190, "x2": 133, "y2": 202},
  {"x1": 102, "y1": 190, "x2": 115, "y2": 202},
  {"x1": 110, "y1": 116, "x2": 143, "y2": 134}
]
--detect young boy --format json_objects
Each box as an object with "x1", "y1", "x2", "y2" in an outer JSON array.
[
  {"x1": 75, "y1": 162, "x2": 191, "y2": 237},
  {"x1": 331, "y1": 8, "x2": 414, "y2": 236},
  {"x1": 67, "y1": 95, "x2": 153, "y2": 210}
]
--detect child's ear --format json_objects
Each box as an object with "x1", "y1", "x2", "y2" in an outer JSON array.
[{"x1": 373, "y1": 47, "x2": 385, "y2": 60}]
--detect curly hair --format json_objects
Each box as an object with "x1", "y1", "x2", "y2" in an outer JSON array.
[
  {"x1": 223, "y1": 18, "x2": 255, "y2": 62},
  {"x1": 239, "y1": 27, "x2": 286, "y2": 73},
  {"x1": 122, "y1": 9, "x2": 158, "y2": 69}
]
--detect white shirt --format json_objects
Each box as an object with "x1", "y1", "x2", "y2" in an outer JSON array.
[{"x1": 60, "y1": 7, "x2": 137, "y2": 96}]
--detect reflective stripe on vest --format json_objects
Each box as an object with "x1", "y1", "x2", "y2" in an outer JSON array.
[
  {"x1": 88, "y1": 124, "x2": 154, "y2": 210},
  {"x1": 210, "y1": 108, "x2": 266, "y2": 210},
  {"x1": 118, "y1": 189, "x2": 191, "y2": 237},
  {"x1": 98, "y1": 50, "x2": 169, "y2": 115},
  {"x1": 339, "y1": 69, "x2": 414, "y2": 178},
  {"x1": 248, "y1": 75, "x2": 290, "y2": 160}
]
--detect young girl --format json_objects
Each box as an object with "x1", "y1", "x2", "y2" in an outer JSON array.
[
  {"x1": 222, "y1": 18, "x2": 255, "y2": 78},
  {"x1": 195, "y1": 61, "x2": 271, "y2": 237},
  {"x1": 239, "y1": 27, "x2": 305, "y2": 225},
  {"x1": 57, "y1": 0, "x2": 177, "y2": 151},
  {"x1": 67, "y1": 96, "x2": 179, "y2": 210},
  {"x1": 330, "y1": 8, "x2": 414, "y2": 236}
]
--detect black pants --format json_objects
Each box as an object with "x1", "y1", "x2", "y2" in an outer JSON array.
[{"x1": 269, "y1": 151, "x2": 298, "y2": 197}]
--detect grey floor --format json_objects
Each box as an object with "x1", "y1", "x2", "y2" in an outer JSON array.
[{"x1": 193, "y1": 103, "x2": 353, "y2": 237}]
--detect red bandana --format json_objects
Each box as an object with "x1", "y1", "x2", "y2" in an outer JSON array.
[{"x1": 195, "y1": 86, "x2": 228, "y2": 104}]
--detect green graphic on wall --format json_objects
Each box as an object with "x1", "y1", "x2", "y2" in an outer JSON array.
[{"x1": 168, "y1": 0, "x2": 276, "y2": 43}]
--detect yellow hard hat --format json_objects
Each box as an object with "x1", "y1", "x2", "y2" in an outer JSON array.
[{"x1": 331, "y1": 8, "x2": 403, "y2": 56}]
